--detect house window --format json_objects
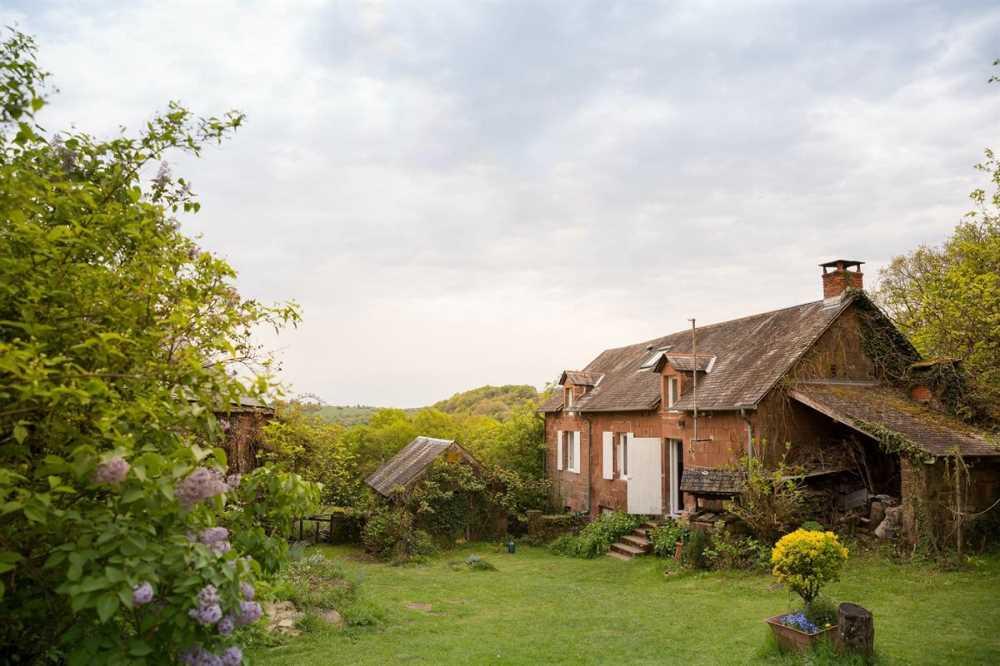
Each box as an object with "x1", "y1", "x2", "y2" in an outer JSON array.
[
  {"x1": 667, "y1": 377, "x2": 679, "y2": 408},
  {"x1": 616, "y1": 433, "x2": 629, "y2": 479},
  {"x1": 561, "y1": 431, "x2": 580, "y2": 474}
]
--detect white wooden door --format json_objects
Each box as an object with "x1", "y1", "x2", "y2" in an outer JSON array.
[{"x1": 627, "y1": 436, "x2": 663, "y2": 515}]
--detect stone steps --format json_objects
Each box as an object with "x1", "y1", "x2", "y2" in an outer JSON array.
[{"x1": 607, "y1": 519, "x2": 661, "y2": 560}]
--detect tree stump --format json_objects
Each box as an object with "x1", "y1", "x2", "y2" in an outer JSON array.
[{"x1": 837, "y1": 603, "x2": 874, "y2": 658}]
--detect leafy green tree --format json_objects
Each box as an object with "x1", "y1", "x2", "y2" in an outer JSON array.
[
  {"x1": 877, "y1": 150, "x2": 1000, "y2": 415},
  {"x1": 261, "y1": 404, "x2": 360, "y2": 507},
  {"x1": 0, "y1": 31, "x2": 313, "y2": 663}
]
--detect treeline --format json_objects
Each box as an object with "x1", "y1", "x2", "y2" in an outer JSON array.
[{"x1": 260, "y1": 399, "x2": 547, "y2": 510}]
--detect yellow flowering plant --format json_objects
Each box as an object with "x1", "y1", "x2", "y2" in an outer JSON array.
[{"x1": 771, "y1": 529, "x2": 849, "y2": 607}]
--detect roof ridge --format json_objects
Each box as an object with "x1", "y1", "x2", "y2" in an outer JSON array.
[{"x1": 597, "y1": 298, "x2": 826, "y2": 355}]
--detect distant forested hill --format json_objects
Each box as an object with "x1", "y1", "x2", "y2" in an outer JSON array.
[
  {"x1": 310, "y1": 384, "x2": 543, "y2": 425},
  {"x1": 432, "y1": 384, "x2": 540, "y2": 420}
]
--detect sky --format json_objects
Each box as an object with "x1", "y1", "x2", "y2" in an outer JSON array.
[{"x1": 4, "y1": 1, "x2": 999, "y2": 407}]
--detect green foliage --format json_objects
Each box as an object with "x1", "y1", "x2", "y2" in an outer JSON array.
[
  {"x1": 261, "y1": 404, "x2": 360, "y2": 507},
  {"x1": 549, "y1": 512, "x2": 642, "y2": 559},
  {"x1": 682, "y1": 528, "x2": 711, "y2": 569},
  {"x1": 876, "y1": 149, "x2": 1000, "y2": 418},
  {"x1": 361, "y1": 507, "x2": 436, "y2": 563},
  {"x1": 432, "y1": 384, "x2": 540, "y2": 421},
  {"x1": 270, "y1": 552, "x2": 383, "y2": 630},
  {"x1": 771, "y1": 529, "x2": 849, "y2": 606},
  {"x1": 800, "y1": 595, "x2": 839, "y2": 628},
  {"x1": 650, "y1": 519, "x2": 688, "y2": 558},
  {"x1": 703, "y1": 522, "x2": 771, "y2": 572},
  {"x1": 224, "y1": 467, "x2": 321, "y2": 574},
  {"x1": 725, "y1": 450, "x2": 807, "y2": 544},
  {"x1": 0, "y1": 30, "x2": 307, "y2": 663}
]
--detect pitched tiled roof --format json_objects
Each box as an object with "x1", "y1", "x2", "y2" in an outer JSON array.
[
  {"x1": 365, "y1": 437, "x2": 481, "y2": 496},
  {"x1": 541, "y1": 296, "x2": 852, "y2": 413},
  {"x1": 680, "y1": 468, "x2": 744, "y2": 495},
  {"x1": 789, "y1": 382, "x2": 1000, "y2": 458}
]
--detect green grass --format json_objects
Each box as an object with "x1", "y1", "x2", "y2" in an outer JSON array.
[{"x1": 251, "y1": 545, "x2": 1000, "y2": 665}]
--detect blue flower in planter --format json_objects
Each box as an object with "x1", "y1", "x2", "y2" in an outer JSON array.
[{"x1": 781, "y1": 612, "x2": 820, "y2": 634}]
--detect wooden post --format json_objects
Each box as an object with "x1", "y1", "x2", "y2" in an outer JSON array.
[
  {"x1": 298, "y1": 518, "x2": 303, "y2": 541},
  {"x1": 836, "y1": 603, "x2": 874, "y2": 658},
  {"x1": 329, "y1": 515, "x2": 336, "y2": 543},
  {"x1": 314, "y1": 518, "x2": 320, "y2": 543}
]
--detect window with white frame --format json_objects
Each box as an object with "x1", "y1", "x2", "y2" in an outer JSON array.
[
  {"x1": 560, "y1": 430, "x2": 581, "y2": 473},
  {"x1": 667, "y1": 377, "x2": 679, "y2": 408},
  {"x1": 615, "y1": 432, "x2": 629, "y2": 479}
]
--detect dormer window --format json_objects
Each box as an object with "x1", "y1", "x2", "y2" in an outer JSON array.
[
  {"x1": 565, "y1": 387, "x2": 574, "y2": 409},
  {"x1": 667, "y1": 377, "x2": 679, "y2": 408}
]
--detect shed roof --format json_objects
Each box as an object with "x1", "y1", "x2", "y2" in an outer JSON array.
[
  {"x1": 365, "y1": 436, "x2": 480, "y2": 497},
  {"x1": 540, "y1": 296, "x2": 852, "y2": 413},
  {"x1": 789, "y1": 382, "x2": 1000, "y2": 458},
  {"x1": 680, "y1": 468, "x2": 744, "y2": 495}
]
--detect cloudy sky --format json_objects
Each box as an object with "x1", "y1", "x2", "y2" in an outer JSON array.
[{"x1": 5, "y1": 1, "x2": 999, "y2": 406}]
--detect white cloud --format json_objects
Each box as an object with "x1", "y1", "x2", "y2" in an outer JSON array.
[{"x1": 5, "y1": 0, "x2": 1000, "y2": 405}]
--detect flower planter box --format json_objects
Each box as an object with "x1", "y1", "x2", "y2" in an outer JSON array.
[{"x1": 766, "y1": 615, "x2": 837, "y2": 654}]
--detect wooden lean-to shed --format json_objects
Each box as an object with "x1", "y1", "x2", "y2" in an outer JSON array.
[{"x1": 365, "y1": 436, "x2": 483, "y2": 498}]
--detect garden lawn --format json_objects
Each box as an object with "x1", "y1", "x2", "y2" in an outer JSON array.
[{"x1": 251, "y1": 545, "x2": 1000, "y2": 665}]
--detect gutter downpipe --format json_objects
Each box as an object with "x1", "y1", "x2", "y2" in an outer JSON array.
[{"x1": 689, "y1": 318, "x2": 698, "y2": 456}]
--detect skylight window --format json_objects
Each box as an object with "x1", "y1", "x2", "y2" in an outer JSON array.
[
  {"x1": 639, "y1": 351, "x2": 663, "y2": 369},
  {"x1": 639, "y1": 346, "x2": 671, "y2": 369}
]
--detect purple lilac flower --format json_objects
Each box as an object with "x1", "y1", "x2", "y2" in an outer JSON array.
[
  {"x1": 189, "y1": 603, "x2": 222, "y2": 626},
  {"x1": 180, "y1": 647, "x2": 223, "y2": 666},
  {"x1": 225, "y1": 473, "x2": 241, "y2": 489},
  {"x1": 94, "y1": 456, "x2": 129, "y2": 485},
  {"x1": 220, "y1": 646, "x2": 243, "y2": 666},
  {"x1": 199, "y1": 527, "x2": 232, "y2": 555},
  {"x1": 235, "y1": 600, "x2": 262, "y2": 626},
  {"x1": 197, "y1": 585, "x2": 220, "y2": 608},
  {"x1": 176, "y1": 467, "x2": 229, "y2": 509},
  {"x1": 217, "y1": 614, "x2": 235, "y2": 636},
  {"x1": 132, "y1": 582, "x2": 154, "y2": 606},
  {"x1": 239, "y1": 582, "x2": 254, "y2": 601}
]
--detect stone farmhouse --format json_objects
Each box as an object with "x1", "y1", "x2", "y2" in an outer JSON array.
[{"x1": 540, "y1": 260, "x2": 1000, "y2": 545}]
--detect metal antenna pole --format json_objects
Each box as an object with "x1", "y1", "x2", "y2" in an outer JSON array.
[{"x1": 689, "y1": 318, "x2": 697, "y2": 455}]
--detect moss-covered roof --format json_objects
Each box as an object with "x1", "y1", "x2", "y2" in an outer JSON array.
[{"x1": 789, "y1": 382, "x2": 1000, "y2": 458}]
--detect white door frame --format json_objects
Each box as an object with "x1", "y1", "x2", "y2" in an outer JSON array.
[{"x1": 668, "y1": 439, "x2": 683, "y2": 516}]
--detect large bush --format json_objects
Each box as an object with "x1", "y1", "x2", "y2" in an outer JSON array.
[
  {"x1": 550, "y1": 512, "x2": 642, "y2": 559},
  {"x1": 771, "y1": 529, "x2": 849, "y2": 607},
  {"x1": 0, "y1": 31, "x2": 313, "y2": 663}
]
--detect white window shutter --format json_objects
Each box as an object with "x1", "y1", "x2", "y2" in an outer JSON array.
[
  {"x1": 602, "y1": 432, "x2": 613, "y2": 480},
  {"x1": 556, "y1": 430, "x2": 563, "y2": 470},
  {"x1": 572, "y1": 432, "x2": 581, "y2": 474}
]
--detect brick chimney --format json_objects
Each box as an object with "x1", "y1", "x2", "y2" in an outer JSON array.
[{"x1": 820, "y1": 260, "x2": 864, "y2": 299}]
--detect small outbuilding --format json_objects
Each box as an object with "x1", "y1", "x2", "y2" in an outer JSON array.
[{"x1": 365, "y1": 436, "x2": 483, "y2": 498}]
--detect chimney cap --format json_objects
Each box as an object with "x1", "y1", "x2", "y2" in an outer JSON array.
[{"x1": 819, "y1": 259, "x2": 864, "y2": 270}]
